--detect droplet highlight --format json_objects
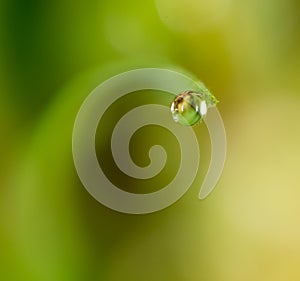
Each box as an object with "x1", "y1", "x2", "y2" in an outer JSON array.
[{"x1": 170, "y1": 90, "x2": 217, "y2": 126}]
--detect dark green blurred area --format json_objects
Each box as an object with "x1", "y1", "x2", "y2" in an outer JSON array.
[{"x1": 1, "y1": 0, "x2": 300, "y2": 280}]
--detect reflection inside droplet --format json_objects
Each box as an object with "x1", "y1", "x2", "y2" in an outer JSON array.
[{"x1": 170, "y1": 90, "x2": 217, "y2": 126}]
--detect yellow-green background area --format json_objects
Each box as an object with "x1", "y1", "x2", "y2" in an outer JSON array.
[{"x1": 1, "y1": 0, "x2": 300, "y2": 280}]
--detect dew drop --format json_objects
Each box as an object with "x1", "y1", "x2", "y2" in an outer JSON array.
[{"x1": 170, "y1": 90, "x2": 217, "y2": 126}]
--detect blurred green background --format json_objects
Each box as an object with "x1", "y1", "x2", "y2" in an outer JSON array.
[{"x1": 1, "y1": 0, "x2": 300, "y2": 280}]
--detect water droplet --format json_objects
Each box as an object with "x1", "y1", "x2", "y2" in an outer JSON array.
[{"x1": 170, "y1": 90, "x2": 217, "y2": 126}]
